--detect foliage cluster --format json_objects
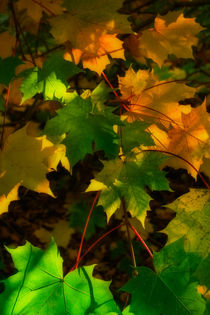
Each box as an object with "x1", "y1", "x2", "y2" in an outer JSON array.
[{"x1": 0, "y1": 0, "x2": 209, "y2": 314}]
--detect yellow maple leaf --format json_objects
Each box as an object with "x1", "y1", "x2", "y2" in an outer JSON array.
[
  {"x1": 135, "y1": 11, "x2": 204, "y2": 65},
  {"x1": 118, "y1": 66, "x2": 197, "y2": 127},
  {"x1": 0, "y1": 126, "x2": 69, "y2": 213}
]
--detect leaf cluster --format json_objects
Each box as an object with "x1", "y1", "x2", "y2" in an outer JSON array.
[{"x1": 0, "y1": 0, "x2": 209, "y2": 314}]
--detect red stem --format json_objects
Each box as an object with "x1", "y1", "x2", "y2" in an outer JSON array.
[
  {"x1": 71, "y1": 223, "x2": 124, "y2": 271},
  {"x1": 141, "y1": 149, "x2": 210, "y2": 189},
  {"x1": 74, "y1": 191, "x2": 100, "y2": 269},
  {"x1": 129, "y1": 224, "x2": 153, "y2": 259},
  {"x1": 101, "y1": 71, "x2": 130, "y2": 112}
]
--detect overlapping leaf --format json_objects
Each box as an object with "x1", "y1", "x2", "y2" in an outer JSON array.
[
  {"x1": 143, "y1": 99, "x2": 210, "y2": 177},
  {"x1": 135, "y1": 11, "x2": 204, "y2": 65},
  {"x1": 0, "y1": 239, "x2": 120, "y2": 314},
  {"x1": 86, "y1": 152, "x2": 169, "y2": 222},
  {"x1": 163, "y1": 188, "x2": 210, "y2": 257},
  {"x1": 50, "y1": 0, "x2": 131, "y2": 73},
  {"x1": 0, "y1": 126, "x2": 69, "y2": 213},
  {"x1": 44, "y1": 93, "x2": 121, "y2": 167},
  {"x1": 122, "y1": 238, "x2": 206, "y2": 315},
  {"x1": 118, "y1": 66, "x2": 197, "y2": 128},
  {"x1": 20, "y1": 52, "x2": 82, "y2": 102}
]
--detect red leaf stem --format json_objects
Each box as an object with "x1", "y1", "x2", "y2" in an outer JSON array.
[
  {"x1": 74, "y1": 191, "x2": 100, "y2": 269},
  {"x1": 141, "y1": 149, "x2": 210, "y2": 189},
  {"x1": 71, "y1": 223, "x2": 124, "y2": 271},
  {"x1": 129, "y1": 224, "x2": 153, "y2": 259},
  {"x1": 101, "y1": 71, "x2": 130, "y2": 112}
]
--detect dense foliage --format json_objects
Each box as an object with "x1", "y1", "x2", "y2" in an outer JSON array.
[{"x1": 0, "y1": 0, "x2": 209, "y2": 314}]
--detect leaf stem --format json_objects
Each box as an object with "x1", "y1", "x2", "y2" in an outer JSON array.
[
  {"x1": 129, "y1": 223, "x2": 153, "y2": 259},
  {"x1": 71, "y1": 223, "x2": 124, "y2": 271},
  {"x1": 74, "y1": 191, "x2": 100, "y2": 269},
  {"x1": 101, "y1": 71, "x2": 130, "y2": 112},
  {"x1": 141, "y1": 149, "x2": 210, "y2": 189}
]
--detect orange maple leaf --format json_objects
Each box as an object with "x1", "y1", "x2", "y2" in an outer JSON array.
[
  {"x1": 118, "y1": 66, "x2": 197, "y2": 128},
  {"x1": 49, "y1": 0, "x2": 131, "y2": 73},
  {"x1": 133, "y1": 11, "x2": 204, "y2": 65},
  {"x1": 64, "y1": 33, "x2": 125, "y2": 75},
  {"x1": 143, "y1": 100, "x2": 210, "y2": 178}
]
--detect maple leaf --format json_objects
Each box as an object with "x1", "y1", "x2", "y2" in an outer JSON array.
[
  {"x1": 136, "y1": 11, "x2": 204, "y2": 66},
  {"x1": 20, "y1": 52, "x2": 82, "y2": 102},
  {"x1": 0, "y1": 126, "x2": 69, "y2": 213},
  {"x1": 49, "y1": 0, "x2": 131, "y2": 73},
  {"x1": 144, "y1": 99, "x2": 210, "y2": 177},
  {"x1": 119, "y1": 118, "x2": 154, "y2": 154},
  {"x1": 0, "y1": 239, "x2": 120, "y2": 314},
  {"x1": 16, "y1": 0, "x2": 63, "y2": 23},
  {"x1": 122, "y1": 238, "x2": 206, "y2": 315},
  {"x1": 50, "y1": 0, "x2": 131, "y2": 49},
  {"x1": 86, "y1": 153, "x2": 169, "y2": 223},
  {"x1": 65, "y1": 33, "x2": 125, "y2": 75},
  {"x1": 163, "y1": 189, "x2": 210, "y2": 258},
  {"x1": 118, "y1": 66, "x2": 197, "y2": 128},
  {"x1": 44, "y1": 94, "x2": 121, "y2": 167}
]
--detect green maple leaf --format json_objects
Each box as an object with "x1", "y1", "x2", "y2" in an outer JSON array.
[
  {"x1": 0, "y1": 56, "x2": 22, "y2": 86},
  {"x1": 121, "y1": 119, "x2": 154, "y2": 154},
  {"x1": 86, "y1": 152, "x2": 169, "y2": 222},
  {"x1": 44, "y1": 94, "x2": 121, "y2": 167},
  {"x1": 0, "y1": 239, "x2": 120, "y2": 314},
  {"x1": 163, "y1": 189, "x2": 210, "y2": 257},
  {"x1": 20, "y1": 52, "x2": 82, "y2": 102},
  {"x1": 122, "y1": 238, "x2": 206, "y2": 315},
  {"x1": 20, "y1": 67, "x2": 43, "y2": 103}
]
